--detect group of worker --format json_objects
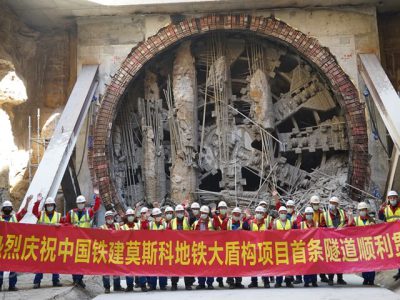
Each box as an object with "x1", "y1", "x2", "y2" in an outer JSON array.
[{"x1": 1, "y1": 189, "x2": 400, "y2": 293}]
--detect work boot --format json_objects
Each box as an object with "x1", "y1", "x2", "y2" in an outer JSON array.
[
  {"x1": 53, "y1": 281, "x2": 63, "y2": 287},
  {"x1": 337, "y1": 279, "x2": 347, "y2": 285},
  {"x1": 8, "y1": 286, "x2": 18, "y2": 292},
  {"x1": 105, "y1": 287, "x2": 110, "y2": 294},
  {"x1": 207, "y1": 284, "x2": 214, "y2": 290},
  {"x1": 235, "y1": 283, "x2": 245, "y2": 289},
  {"x1": 33, "y1": 283, "x2": 40, "y2": 289},
  {"x1": 171, "y1": 284, "x2": 177, "y2": 291},
  {"x1": 394, "y1": 273, "x2": 400, "y2": 281},
  {"x1": 286, "y1": 282, "x2": 294, "y2": 288},
  {"x1": 228, "y1": 284, "x2": 235, "y2": 289},
  {"x1": 293, "y1": 278, "x2": 302, "y2": 284},
  {"x1": 270, "y1": 277, "x2": 275, "y2": 283},
  {"x1": 312, "y1": 282, "x2": 318, "y2": 287},
  {"x1": 185, "y1": 285, "x2": 192, "y2": 290},
  {"x1": 160, "y1": 286, "x2": 167, "y2": 291},
  {"x1": 274, "y1": 283, "x2": 282, "y2": 288},
  {"x1": 134, "y1": 283, "x2": 140, "y2": 288},
  {"x1": 363, "y1": 279, "x2": 368, "y2": 285},
  {"x1": 141, "y1": 285, "x2": 148, "y2": 292},
  {"x1": 75, "y1": 280, "x2": 86, "y2": 289},
  {"x1": 196, "y1": 285, "x2": 206, "y2": 290},
  {"x1": 248, "y1": 282, "x2": 258, "y2": 288},
  {"x1": 263, "y1": 282, "x2": 270, "y2": 288},
  {"x1": 218, "y1": 282, "x2": 224, "y2": 288},
  {"x1": 125, "y1": 286, "x2": 133, "y2": 292},
  {"x1": 328, "y1": 279, "x2": 334, "y2": 286},
  {"x1": 148, "y1": 286, "x2": 156, "y2": 291},
  {"x1": 304, "y1": 283, "x2": 310, "y2": 287},
  {"x1": 114, "y1": 286, "x2": 125, "y2": 292},
  {"x1": 320, "y1": 274, "x2": 329, "y2": 283},
  {"x1": 368, "y1": 281, "x2": 375, "y2": 286}
]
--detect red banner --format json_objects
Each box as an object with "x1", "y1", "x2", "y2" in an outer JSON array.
[{"x1": 1, "y1": 221, "x2": 400, "y2": 276}]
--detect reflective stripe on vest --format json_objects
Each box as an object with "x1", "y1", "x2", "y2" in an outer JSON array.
[
  {"x1": 100, "y1": 223, "x2": 121, "y2": 230},
  {"x1": 227, "y1": 219, "x2": 242, "y2": 230},
  {"x1": 384, "y1": 206, "x2": 400, "y2": 222},
  {"x1": 324, "y1": 209, "x2": 345, "y2": 228},
  {"x1": 171, "y1": 218, "x2": 190, "y2": 230},
  {"x1": 275, "y1": 219, "x2": 292, "y2": 230},
  {"x1": 192, "y1": 220, "x2": 214, "y2": 231},
  {"x1": 70, "y1": 209, "x2": 91, "y2": 228},
  {"x1": 38, "y1": 211, "x2": 61, "y2": 225},
  {"x1": 0, "y1": 214, "x2": 17, "y2": 222},
  {"x1": 251, "y1": 221, "x2": 266, "y2": 231},
  {"x1": 354, "y1": 216, "x2": 372, "y2": 226},
  {"x1": 121, "y1": 223, "x2": 138, "y2": 230},
  {"x1": 300, "y1": 221, "x2": 318, "y2": 229},
  {"x1": 149, "y1": 220, "x2": 167, "y2": 230}
]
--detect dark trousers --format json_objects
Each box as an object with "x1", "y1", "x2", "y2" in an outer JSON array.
[
  {"x1": 362, "y1": 272, "x2": 375, "y2": 283},
  {"x1": 102, "y1": 276, "x2": 121, "y2": 289},
  {"x1": 72, "y1": 274, "x2": 84, "y2": 283},
  {"x1": 251, "y1": 276, "x2": 270, "y2": 284},
  {"x1": 198, "y1": 277, "x2": 214, "y2": 286},
  {"x1": 171, "y1": 276, "x2": 193, "y2": 287},
  {"x1": 328, "y1": 273, "x2": 343, "y2": 281},
  {"x1": 276, "y1": 276, "x2": 293, "y2": 284},
  {"x1": 227, "y1": 277, "x2": 242, "y2": 285},
  {"x1": 0, "y1": 271, "x2": 17, "y2": 288},
  {"x1": 304, "y1": 274, "x2": 317, "y2": 284},
  {"x1": 34, "y1": 273, "x2": 60, "y2": 284},
  {"x1": 148, "y1": 276, "x2": 167, "y2": 288}
]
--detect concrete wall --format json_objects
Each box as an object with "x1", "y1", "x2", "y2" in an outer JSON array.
[{"x1": 75, "y1": 7, "x2": 387, "y2": 199}]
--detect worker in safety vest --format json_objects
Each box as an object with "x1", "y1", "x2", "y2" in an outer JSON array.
[
  {"x1": 350, "y1": 202, "x2": 376, "y2": 285},
  {"x1": 0, "y1": 195, "x2": 32, "y2": 292},
  {"x1": 193, "y1": 205, "x2": 215, "y2": 289},
  {"x1": 188, "y1": 202, "x2": 200, "y2": 226},
  {"x1": 248, "y1": 206, "x2": 271, "y2": 288},
  {"x1": 169, "y1": 204, "x2": 193, "y2": 290},
  {"x1": 273, "y1": 206, "x2": 295, "y2": 288},
  {"x1": 164, "y1": 206, "x2": 174, "y2": 228},
  {"x1": 32, "y1": 195, "x2": 63, "y2": 289},
  {"x1": 213, "y1": 201, "x2": 228, "y2": 287},
  {"x1": 323, "y1": 196, "x2": 348, "y2": 286},
  {"x1": 136, "y1": 206, "x2": 150, "y2": 230},
  {"x1": 299, "y1": 207, "x2": 319, "y2": 287},
  {"x1": 148, "y1": 207, "x2": 168, "y2": 290},
  {"x1": 379, "y1": 190, "x2": 400, "y2": 280},
  {"x1": 100, "y1": 211, "x2": 124, "y2": 294},
  {"x1": 221, "y1": 207, "x2": 247, "y2": 289},
  {"x1": 64, "y1": 190, "x2": 101, "y2": 288}
]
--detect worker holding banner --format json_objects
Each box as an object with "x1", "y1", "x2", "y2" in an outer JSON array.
[
  {"x1": 169, "y1": 204, "x2": 193, "y2": 290},
  {"x1": 379, "y1": 190, "x2": 400, "y2": 280},
  {"x1": 32, "y1": 195, "x2": 63, "y2": 289},
  {"x1": 64, "y1": 189, "x2": 101, "y2": 288},
  {"x1": 100, "y1": 211, "x2": 124, "y2": 294},
  {"x1": 213, "y1": 201, "x2": 229, "y2": 287},
  {"x1": 148, "y1": 207, "x2": 168, "y2": 291},
  {"x1": 0, "y1": 195, "x2": 32, "y2": 292},
  {"x1": 323, "y1": 196, "x2": 348, "y2": 286},
  {"x1": 193, "y1": 205, "x2": 215, "y2": 290},
  {"x1": 299, "y1": 207, "x2": 319, "y2": 287}
]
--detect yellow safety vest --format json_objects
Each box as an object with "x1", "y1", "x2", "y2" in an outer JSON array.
[
  {"x1": 100, "y1": 223, "x2": 121, "y2": 230},
  {"x1": 275, "y1": 219, "x2": 292, "y2": 230},
  {"x1": 0, "y1": 214, "x2": 17, "y2": 222},
  {"x1": 324, "y1": 209, "x2": 346, "y2": 228},
  {"x1": 313, "y1": 209, "x2": 325, "y2": 224},
  {"x1": 38, "y1": 211, "x2": 61, "y2": 225},
  {"x1": 149, "y1": 220, "x2": 167, "y2": 230},
  {"x1": 300, "y1": 221, "x2": 318, "y2": 229},
  {"x1": 384, "y1": 206, "x2": 400, "y2": 222},
  {"x1": 171, "y1": 217, "x2": 190, "y2": 230},
  {"x1": 354, "y1": 216, "x2": 372, "y2": 226},
  {"x1": 121, "y1": 223, "x2": 138, "y2": 230},
  {"x1": 227, "y1": 218, "x2": 242, "y2": 230},
  {"x1": 70, "y1": 209, "x2": 91, "y2": 228},
  {"x1": 192, "y1": 219, "x2": 214, "y2": 231},
  {"x1": 251, "y1": 221, "x2": 266, "y2": 231}
]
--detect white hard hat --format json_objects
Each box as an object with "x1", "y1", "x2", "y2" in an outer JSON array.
[
  {"x1": 105, "y1": 210, "x2": 114, "y2": 218},
  {"x1": 125, "y1": 208, "x2": 135, "y2": 215},
  {"x1": 329, "y1": 196, "x2": 340, "y2": 204},
  {"x1": 152, "y1": 207, "x2": 162, "y2": 216},
  {"x1": 259, "y1": 200, "x2": 268, "y2": 206},
  {"x1": 200, "y1": 205, "x2": 210, "y2": 214},
  {"x1": 388, "y1": 190, "x2": 398, "y2": 197},
  {"x1": 255, "y1": 206, "x2": 265, "y2": 213},
  {"x1": 76, "y1": 195, "x2": 86, "y2": 203},
  {"x1": 140, "y1": 207, "x2": 149, "y2": 214},
  {"x1": 165, "y1": 206, "x2": 174, "y2": 213},
  {"x1": 175, "y1": 204, "x2": 184, "y2": 211},
  {"x1": 357, "y1": 202, "x2": 368, "y2": 210},
  {"x1": 218, "y1": 201, "x2": 227, "y2": 208},
  {"x1": 232, "y1": 207, "x2": 241, "y2": 214},
  {"x1": 310, "y1": 195, "x2": 320, "y2": 204},
  {"x1": 44, "y1": 197, "x2": 56, "y2": 205},
  {"x1": 191, "y1": 202, "x2": 200, "y2": 209},
  {"x1": 286, "y1": 200, "x2": 295, "y2": 207},
  {"x1": 1, "y1": 200, "x2": 13, "y2": 208},
  {"x1": 304, "y1": 207, "x2": 314, "y2": 214},
  {"x1": 278, "y1": 206, "x2": 287, "y2": 212}
]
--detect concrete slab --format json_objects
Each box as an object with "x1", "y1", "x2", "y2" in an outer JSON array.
[{"x1": 93, "y1": 274, "x2": 400, "y2": 300}]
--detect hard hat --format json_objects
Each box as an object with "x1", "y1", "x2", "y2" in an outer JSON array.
[
  {"x1": 329, "y1": 196, "x2": 340, "y2": 204},
  {"x1": 357, "y1": 202, "x2": 368, "y2": 210},
  {"x1": 232, "y1": 207, "x2": 241, "y2": 214},
  {"x1": 259, "y1": 200, "x2": 268, "y2": 206},
  {"x1": 152, "y1": 207, "x2": 162, "y2": 216},
  {"x1": 125, "y1": 208, "x2": 135, "y2": 215},
  {"x1": 286, "y1": 200, "x2": 295, "y2": 207},
  {"x1": 255, "y1": 206, "x2": 265, "y2": 213},
  {"x1": 44, "y1": 197, "x2": 56, "y2": 205},
  {"x1": 175, "y1": 204, "x2": 184, "y2": 211},
  {"x1": 140, "y1": 207, "x2": 148, "y2": 214},
  {"x1": 1, "y1": 200, "x2": 13, "y2": 208},
  {"x1": 200, "y1": 205, "x2": 210, "y2": 214},
  {"x1": 165, "y1": 206, "x2": 174, "y2": 213},
  {"x1": 76, "y1": 195, "x2": 86, "y2": 203},
  {"x1": 278, "y1": 206, "x2": 287, "y2": 212},
  {"x1": 310, "y1": 195, "x2": 320, "y2": 204},
  {"x1": 388, "y1": 190, "x2": 399, "y2": 197},
  {"x1": 191, "y1": 202, "x2": 200, "y2": 209},
  {"x1": 218, "y1": 201, "x2": 227, "y2": 208},
  {"x1": 105, "y1": 210, "x2": 114, "y2": 218},
  {"x1": 304, "y1": 207, "x2": 314, "y2": 214}
]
